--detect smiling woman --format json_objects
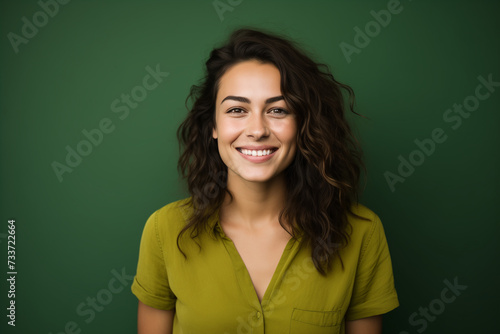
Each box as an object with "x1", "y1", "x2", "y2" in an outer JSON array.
[{"x1": 131, "y1": 27, "x2": 399, "y2": 334}]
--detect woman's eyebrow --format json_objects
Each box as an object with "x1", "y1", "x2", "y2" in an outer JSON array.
[{"x1": 220, "y1": 95, "x2": 284, "y2": 104}]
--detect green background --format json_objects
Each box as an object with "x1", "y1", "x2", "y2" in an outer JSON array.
[{"x1": 1, "y1": 0, "x2": 499, "y2": 333}]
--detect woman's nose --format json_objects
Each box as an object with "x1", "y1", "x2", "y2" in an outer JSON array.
[{"x1": 246, "y1": 112, "x2": 270, "y2": 139}]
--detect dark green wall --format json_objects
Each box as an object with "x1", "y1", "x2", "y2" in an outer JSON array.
[{"x1": 1, "y1": 0, "x2": 498, "y2": 333}]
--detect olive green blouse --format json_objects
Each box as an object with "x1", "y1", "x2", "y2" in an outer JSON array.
[{"x1": 131, "y1": 197, "x2": 399, "y2": 333}]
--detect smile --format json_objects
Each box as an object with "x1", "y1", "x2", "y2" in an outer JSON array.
[
  {"x1": 236, "y1": 148, "x2": 278, "y2": 156},
  {"x1": 235, "y1": 147, "x2": 279, "y2": 163}
]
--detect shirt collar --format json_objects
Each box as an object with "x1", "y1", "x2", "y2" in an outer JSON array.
[{"x1": 178, "y1": 197, "x2": 228, "y2": 240}]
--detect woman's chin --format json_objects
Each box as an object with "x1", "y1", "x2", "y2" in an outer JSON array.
[{"x1": 233, "y1": 171, "x2": 286, "y2": 185}]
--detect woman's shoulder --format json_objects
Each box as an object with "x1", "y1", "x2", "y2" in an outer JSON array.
[
  {"x1": 139, "y1": 197, "x2": 193, "y2": 237},
  {"x1": 156, "y1": 196, "x2": 192, "y2": 215},
  {"x1": 348, "y1": 202, "x2": 379, "y2": 222},
  {"x1": 346, "y1": 202, "x2": 385, "y2": 244},
  {"x1": 138, "y1": 197, "x2": 196, "y2": 250},
  {"x1": 152, "y1": 196, "x2": 193, "y2": 229}
]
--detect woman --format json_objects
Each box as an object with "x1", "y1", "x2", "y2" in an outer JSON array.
[{"x1": 131, "y1": 27, "x2": 399, "y2": 333}]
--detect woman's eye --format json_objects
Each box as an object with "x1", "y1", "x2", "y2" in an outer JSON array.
[
  {"x1": 269, "y1": 108, "x2": 288, "y2": 115},
  {"x1": 227, "y1": 108, "x2": 245, "y2": 114}
]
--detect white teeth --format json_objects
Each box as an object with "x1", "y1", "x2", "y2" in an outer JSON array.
[{"x1": 240, "y1": 149, "x2": 275, "y2": 156}]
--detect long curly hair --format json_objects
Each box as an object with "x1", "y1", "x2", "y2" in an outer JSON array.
[{"x1": 176, "y1": 27, "x2": 369, "y2": 276}]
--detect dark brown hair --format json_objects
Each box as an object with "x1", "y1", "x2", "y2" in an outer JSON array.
[{"x1": 176, "y1": 27, "x2": 369, "y2": 276}]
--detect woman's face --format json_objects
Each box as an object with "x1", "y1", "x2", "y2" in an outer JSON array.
[{"x1": 213, "y1": 59, "x2": 297, "y2": 184}]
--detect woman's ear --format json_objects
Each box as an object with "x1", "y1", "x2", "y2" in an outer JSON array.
[{"x1": 212, "y1": 127, "x2": 217, "y2": 139}]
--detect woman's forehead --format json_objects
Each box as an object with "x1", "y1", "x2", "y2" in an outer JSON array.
[{"x1": 216, "y1": 61, "x2": 282, "y2": 104}]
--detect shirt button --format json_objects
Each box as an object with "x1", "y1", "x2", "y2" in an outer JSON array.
[{"x1": 256, "y1": 311, "x2": 261, "y2": 319}]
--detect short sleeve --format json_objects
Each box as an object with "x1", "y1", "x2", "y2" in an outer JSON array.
[
  {"x1": 131, "y1": 211, "x2": 177, "y2": 310},
  {"x1": 345, "y1": 214, "x2": 399, "y2": 320}
]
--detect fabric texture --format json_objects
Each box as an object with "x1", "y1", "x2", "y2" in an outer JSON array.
[{"x1": 131, "y1": 197, "x2": 399, "y2": 333}]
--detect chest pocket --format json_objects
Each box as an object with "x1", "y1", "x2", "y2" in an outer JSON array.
[{"x1": 290, "y1": 308, "x2": 341, "y2": 334}]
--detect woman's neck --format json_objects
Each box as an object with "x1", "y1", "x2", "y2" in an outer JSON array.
[{"x1": 220, "y1": 173, "x2": 288, "y2": 231}]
